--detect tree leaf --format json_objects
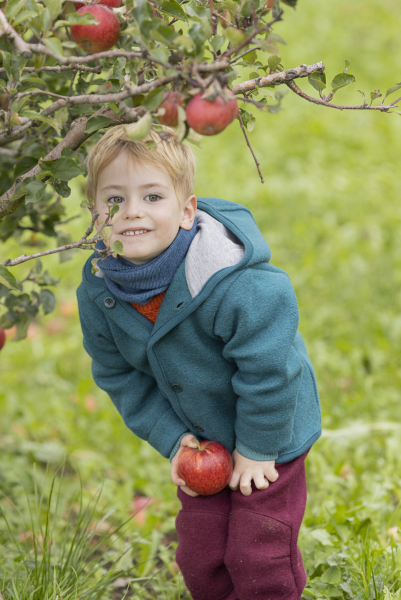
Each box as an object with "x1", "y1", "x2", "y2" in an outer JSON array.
[
  {"x1": 21, "y1": 110, "x2": 61, "y2": 134},
  {"x1": 40, "y1": 289, "x2": 56, "y2": 315},
  {"x1": 43, "y1": 0, "x2": 62, "y2": 20},
  {"x1": 383, "y1": 82, "x2": 401, "y2": 101},
  {"x1": 85, "y1": 116, "x2": 115, "y2": 135},
  {"x1": 0, "y1": 266, "x2": 19, "y2": 291},
  {"x1": 54, "y1": 180, "x2": 71, "y2": 198},
  {"x1": 331, "y1": 73, "x2": 356, "y2": 91},
  {"x1": 42, "y1": 37, "x2": 64, "y2": 58},
  {"x1": 143, "y1": 88, "x2": 164, "y2": 111},
  {"x1": 268, "y1": 55, "x2": 282, "y2": 71},
  {"x1": 25, "y1": 181, "x2": 47, "y2": 204},
  {"x1": 161, "y1": 0, "x2": 187, "y2": 20},
  {"x1": 308, "y1": 71, "x2": 327, "y2": 92},
  {"x1": 112, "y1": 240, "x2": 124, "y2": 253},
  {"x1": 40, "y1": 158, "x2": 85, "y2": 181},
  {"x1": 5, "y1": 0, "x2": 26, "y2": 22}
]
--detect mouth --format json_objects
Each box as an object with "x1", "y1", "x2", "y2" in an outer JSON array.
[{"x1": 118, "y1": 229, "x2": 151, "y2": 237}]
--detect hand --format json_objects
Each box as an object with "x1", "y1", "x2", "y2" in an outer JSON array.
[
  {"x1": 229, "y1": 449, "x2": 279, "y2": 496},
  {"x1": 170, "y1": 434, "x2": 200, "y2": 497}
]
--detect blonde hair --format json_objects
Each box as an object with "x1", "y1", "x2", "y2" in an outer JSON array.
[{"x1": 85, "y1": 125, "x2": 196, "y2": 204}]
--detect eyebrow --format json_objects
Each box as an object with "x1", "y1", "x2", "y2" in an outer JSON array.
[{"x1": 99, "y1": 183, "x2": 170, "y2": 192}]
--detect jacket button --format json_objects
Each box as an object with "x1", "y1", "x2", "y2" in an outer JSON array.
[
  {"x1": 171, "y1": 384, "x2": 183, "y2": 393},
  {"x1": 193, "y1": 425, "x2": 204, "y2": 432},
  {"x1": 104, "y1": 297, "x2": 116, "y2": 309}
]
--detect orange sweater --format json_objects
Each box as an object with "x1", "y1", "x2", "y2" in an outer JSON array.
[{"x1": 131, "y1": 290, "x2": 167, "y2": 324}]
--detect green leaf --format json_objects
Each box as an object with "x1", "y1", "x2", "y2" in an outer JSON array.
[
  {"x1": 85, "y1": 116, "x2": 115, "y2": 135},
  {"x1": 268, "y1": 55, "x2": 281, "y2": 71},
  {"x1": 109, "y1": 204, "x2": 120, "y2": 218},
  {"x1": 321, "y1": 566, "x2": 342, "y2": 585},
  {"x1": 149, "y1": 46, "x2": 170, "y2": 64},
  {"x1": 308, "y1": 71, "x2": 327, "y2": 92},
  {"x1": 161, "y1": 0, "x2": 187, "y2": 20},
  {"x1": 4, "y1": 0, "x2": 26, "y2": 22},
  {"x1": 331, "y1": 72, "x2": 356, "y2": 91},
  {"x1": 224, "y1": 27, "x2": 246, "y2": 45},
  {"x1": 0, "y1": 266, "x2": 19, "y2": 290},
  {"x1": 124, "y1": 113, "x2": 152, "y2": 141},
  {"x1": 21, "y1": 110, "x2": 61, "y2": 133},
  {"x1": 9, "y1": 179, "x2": 30, "y2": 203},
  {"x1": 370, "y1": 89, "x2": 382, "y2": 103},
  {"x1": 40, "y1": 289, "x2": 56, "y2": 315},
  {"x1": 281, "y1": 0, "x2": 297, "y2": 6},
  {"x1": 173, "y1": 34, "x2": 196, "y2": 53},
  {"x1": 40, "y1": 157, "x2": 85, "y2": 181},
  {"x1": 112, "y1": 56, "x2": 127, "y2": 80},
  {"x1": 112, "y1": 240, "x2": 124, "y2": 253},
  {"x1": 267, "y1": 32, "x2": 286, "y2": 45},
  {"x1": 43, "y1": 0, "x2": 62, "y2": 20},
  {"x1": 42, "y1": 37, "x2": 64, "y2": 58},
  {"x1": 0, "y1": 51, "x2": 12, "y2": 81},
  {"x1": 25, "y1": 181, "x2": 47, "y2": 204},
  {"x1": 14, "y1": 314, "x2": 31, "y2": 341},
  {"x1": 210, "y1": 34, "x2": 225, "y2": 53},
  {"x1": 54, "y1": 180, "x2": 71, "y2": 198},
  {"x1": 54, "y1": 13, "x2": 99, "y2": 28},
  {"x1": 143, "y1": 89, "x2": 164, "y2": 111},
  {"x1": 384, "y1": 82, "x2": 401, "y2": 101}
]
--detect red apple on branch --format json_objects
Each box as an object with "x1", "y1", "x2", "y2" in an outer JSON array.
[
  {"x1": 185, "y1": 89, "x2": 239, "y2": 136},
  {"x1": 0, "y1": 327, "x2": 6, "y2": 351},
  {"x1": 158, "y1": 91, "x2": 183, "y2": 127},
  {"x1": 70, "y1": 5, "x2": 121, "y2": 53},
  {"x1": 74, "y1": 0, "x2": 122, "y2": 10},
  {"x1": 177, "y1": 439, "x2": 233, "y2": 496}
]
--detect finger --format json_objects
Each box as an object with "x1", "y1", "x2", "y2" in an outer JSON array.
[
  {"x1": 180, "y1": 485, "x2": 199, "y2": 497},
  {"x1": 229, "y1": 470, "x2": 241, "y2": 490},
  {"x1": 239, "y1": 472, "x2": 253, "y2": 497},
  {"x1": 182, "y1": 435, "x2": 199, "y2": 448},
  {"x1": 265, "y1": 467, "x2": 279, "y2": 483},
  {"x1": 253, "y1": 471, "x2": 269, "y2": 490},
  {"x1": 170, "y1": 463, "x2": 186, "y2": 487}
]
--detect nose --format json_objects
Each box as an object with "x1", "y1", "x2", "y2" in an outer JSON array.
[{"x1": 120, "y1": 196, "x2": 145, "y2": 220}]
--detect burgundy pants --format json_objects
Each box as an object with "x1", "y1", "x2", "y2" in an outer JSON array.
[{"x1": 175, "y1": 451, "x2": 308, "y2": 600}]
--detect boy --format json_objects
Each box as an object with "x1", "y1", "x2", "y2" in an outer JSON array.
[{"x1": 76, "y1": 124, "x2": 321, "y2": 600}]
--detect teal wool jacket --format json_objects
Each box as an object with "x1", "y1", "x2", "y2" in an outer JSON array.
[{"x1": 76, "y1": 197, "x2": 321, "y2": 463}]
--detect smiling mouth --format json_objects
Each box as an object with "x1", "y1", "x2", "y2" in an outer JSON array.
[{"x1": 119, "y1": 230, "x2": 151, "y2": 236}]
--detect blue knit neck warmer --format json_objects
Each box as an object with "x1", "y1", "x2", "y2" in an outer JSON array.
[{"x1": 94, "y1": 217, "x2": 198, "y2": 305}]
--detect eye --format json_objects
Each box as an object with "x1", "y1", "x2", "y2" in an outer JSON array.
[
  {"x1": 145, "y1": 194, "x2": 161, "y2": 203},
  {"x1": 108, "y1": 196, "x2": 124, "y2": 205}
]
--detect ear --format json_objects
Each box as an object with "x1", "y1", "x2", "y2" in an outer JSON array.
[{"x1": 180, "y1": 195, "x2": 197, "y2": 230}]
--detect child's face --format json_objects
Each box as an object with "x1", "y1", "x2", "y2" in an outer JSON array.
[{"x1": 94, "y1": 151, "x2": 196, "y2": 265}]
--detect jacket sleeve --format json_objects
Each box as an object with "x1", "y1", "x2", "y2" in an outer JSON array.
[
  {"x1": 77, "y1": 285, "x2": 189, "y2": 459},
  {"x1": 213, "y1": 268, "x2": 303, "y2": 461}
]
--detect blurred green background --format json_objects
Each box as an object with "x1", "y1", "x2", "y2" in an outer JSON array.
[{"x1": 1, "y1": 0, "x2": 401, "y2": 597}]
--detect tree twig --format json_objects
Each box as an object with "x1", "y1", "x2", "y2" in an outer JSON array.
[
  {"x1": 0, "y1": 65, "x2": 102, "y2": 74},
  {"x1": 237, "y1": 111, "x2": 264, "y2": 184},
  {"x1": 1, "y1": 207, "x2": 109, "y2": 267},
  {"x1": 232, "y1": 62, "x2": 325, "y2": 94},
  {"x1": 286, "y1": 80, "x2": 401, "y2": 112},
  {"x1": 0, "y1": 10, "x2": 32, "y2": 57}
]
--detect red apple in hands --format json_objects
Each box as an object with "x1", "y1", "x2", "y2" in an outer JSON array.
[
  {"x1": 177, "y1": 439, "x2": 233, "y2": 496},
  {"x1": 74, "y1": 0, "x2": 122, "y2": 9},
  {"x1": 185, "y1": 89, "x2": 238, "y2": 136},
  {"x1": 0, "y1": 327, "x2": 6, "y2": 351},
  {"x1": 158, "y1": 92, "x2": 183, "y2": 127},
  {"x1": 71, "y1": 5, "x2": 121, "y2": 53}
]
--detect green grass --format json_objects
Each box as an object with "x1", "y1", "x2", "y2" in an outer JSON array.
[{"x1": 2, "y1": 0, "x2": 401, "y2": 597}]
